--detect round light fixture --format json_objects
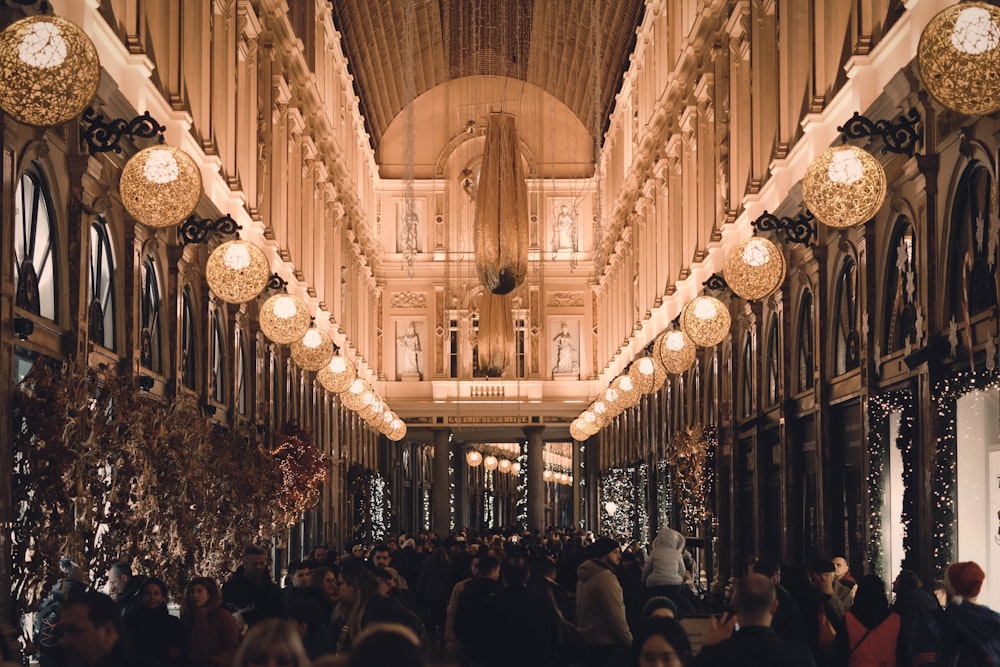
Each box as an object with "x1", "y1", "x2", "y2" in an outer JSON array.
[
  {"x1": 511, "y1": 461, "x2": 521, "y2": 474},
  {"x1": 802, "y1": 145, "x2": 886, "y2": 229},
  {"x1": 724, "y1": 236, "x2": 786, "y2": 301},
  {"x1": 388, "y1": 419, "x2": 406, "y2": 441},
  {"x1": 483, "y1": 455, "x2": 499, "y2": 471},
  {"x1": 656, "y1": 329, "x2": 697, "y2": 375},
  {"x1": 919, "y1": 2, "x2": 1000, "y2": 116},
  {"x1": 543, "y1": 469, "x2": 554, "y2": 482},
  {"x1": 259, "y1": 293, "x2": 311, "y2": 344},
  {"x1": 612, "y1": 374, "x2": 641, "y2": 409},
  {"x1": 339, "y1": 377, "x2": 371, "y2": 411},
  {"x1": 0, "y1": 16, "x2": 99, "y2": 127},
  {"x1": 628, "y1": 356, "x2": 657, "y2": 394},
  {"x1": 467, "y1": 450, "x2": 483, "y2": 467},
  {"x1": 205, "y1": 240, "x2": 270, "y2": 304},
  {"x1": 681, "y1": 295, "x2": 731, "y2": 348},
  {"x1": 120, "y1": 145, "x2": 202, "y2": 228},
  {"x1": 317, "y1": 354, "x2": 356, "y2": 394},
  {"x1": 291, "y1": 327, "x2": 334, "y2": 371},
  {"x1": 498, "y1": 458, "x2": 512, "y2": 473}
]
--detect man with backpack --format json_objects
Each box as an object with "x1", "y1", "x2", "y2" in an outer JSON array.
[{"x1": 34, "y1": 557, "x2": 89, "y2": 667}]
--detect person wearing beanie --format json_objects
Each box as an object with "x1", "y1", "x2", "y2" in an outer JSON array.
[
  {"x1": 939, "y1": 560, "x2": 1000, "y2": 666},
  {"x1": 576, "y1": 537, "x2": 631, "y2": 667},
  {"x1": 643, "y1": 595, "x2": 679, "y2": 620}
]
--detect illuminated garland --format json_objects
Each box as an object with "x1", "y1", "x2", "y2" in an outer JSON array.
[
  {"x1": 600, "y1": 467, "x2": 635, "y2": 540},
  {"x1": 636, "y1": 464, "x2": 650, "y2": 545},
  {"x1": 866, "y1": 390, "x2": 915, "y2": 580},
  {"x1": 272, "y1": 428, "x2": 330, "y2": 525},
  {"x1": 449, "y1": 446, "x2": 456, "y2": 531},
  {"x1": 483, "y1": 469, "x2": 495, "y2": 527},
  {"x1": 348, "y1": 465, "x2": 392, "y2": 545},
  {"x1": 578, "y1": 444, "x2": 586, "y2": 531},
  {"x1": 931, "y1": 369, "x2": 1000, "y2": 576},
  {"x1": 656, "y1": 460, "x2": 672, "y2": 530},
  {"x1": 667, "y1": 425, "x2": 716, "y2": 534},
  {"x1": 516, "y1": 442, "x2": 527, "y2": 528}
]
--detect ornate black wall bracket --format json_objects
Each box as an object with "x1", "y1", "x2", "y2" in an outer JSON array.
[
  {"x1": 752, "y1": 210, "x2": 817, "y2": 246},
  {"x1": 80, "y1": 108, "x2": 166, "y2": 154},
  {"x1": 5, "y1": 0, "x2": 50, "y2": 10},
  {"x1": 838, "y1": 109, "x2": 921, "y2": 157},
  {"x1": 703, "y1": 273, "x2": 729, "y2": 292},
  {"x1": 266, "y1": 273, "x2": 288, "y2": 292},
  {"x1": 179, "y1": 213, "x2": 241, "y2": 245}
]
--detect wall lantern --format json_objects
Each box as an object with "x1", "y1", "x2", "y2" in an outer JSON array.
[
  {"x1": 611, "y1": 374, "x2": 641, "y2": 409},
  {"x1": 919, "y1": 2, "x2": 1000, "y2": 116},
  {"x1": 543, "y1": 469, "x2": 553, "y2": 482},
  {"x1": 317, "y1": 353, "x2": 356, "y2": 394},
  {"x1": 655, "y1": 329, "x2": 696, "y2": 374},
  {"x1": 388, "y1": 419, "x2": 406, "y2": 441},
  {"x1": 682, "y1": 295, "x2": 731, "y2": 348},
  {"x1": 498, "y1": 458, "x2": 512, "y2": 473},
  {"x1": 483, "y1": 455, "x2": 499, "y2": 472},
  {"x1": 724, "y1": 236, "x2": 786, "y2": 301},
  {"x1": 205, "y1": 240, "x2": 270, "y2": 304},
  {"x1": 802, "y1": 145, "x2": 886, "y2": 229},
  {"x1": 120, "y1": 145, "x2": 202, "y2": 228},
  {"x1": 259, "y1": 293, "x2": 311, "y2": 345},
  {"x1": 628, "y1": 356, "x2": 657, "y2": 394},
  {"x1": 339, "y1": 377, "x2": 371, "y2": 411},
  {"x1": 511, "y1": 461, "x2": 521, "y2": 474},
  {"x1": 0, "y1": 15, "x2": 99, "y2": 127},
  {"x1": 291, "y1": 326, "x2": 335, "y2": 371},
  {"x1": 467, "y1": 450, "x2": 483, "y2": 467}
]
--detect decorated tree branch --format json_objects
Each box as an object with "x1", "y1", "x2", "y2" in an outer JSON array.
[{"x1": 668, "y1": 424, "x2": 716, "y2": 535}]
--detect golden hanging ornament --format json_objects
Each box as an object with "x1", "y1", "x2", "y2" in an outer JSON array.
[
  {"x1": 474, "y1": 113, "x2": 529, "y2": 295},
  {"x1": 120, "y1": 146, "x2": 202, "y2": 228},
  {"x1": 477, "y1": 292, "x2": 514, "y2": 377},
  {"x1": 317, "y1": 354, "x2": 356, "y2": 394},
  {"x1": 205, "y1": 240, "x2": 270, "y2": 304},
  {"x1": 291, "y1": 327, "x2": 335, "y2": 372},
  {"x1": 724, "y1": 237, "x2": 786, "y2": 301},
  {"x1": 0, "y1": 15, "x2": 99, "y2": 127},
  {"x1": 919, "y1": 2, "x2": 1000, "y2": 116},
  {"x1": 802, "y1": 145, "x2": 886, "y2": 229},
  {"x1": 612, "y1": 374, "x2": 641, "y2": 409},
  {"x1": 259, "y1": 294, "x2": 311, "y2": 345},
  {"x1": 655, "y1": 330, "x2": 696, "y2": 374},
  {"x1": 681, "y1": 296, "x2": 731, "y2": 348},
  {"x1": 340, "y1": 378, "x2": 371, "y2": 411},
  {"x1": 629, "y1": 356, "x2": 657, "y2": 394}
]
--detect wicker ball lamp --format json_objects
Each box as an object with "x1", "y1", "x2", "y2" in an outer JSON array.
[
  {"x1": 656, "y1": 330, "x2": 696, "y2": 374},
  {"x1": 120, "y1": 145, "x2": 202, "y2": 228},
  {"x1": 681, "y1": 295, "x2": 731, "y2": 348},
  {"x1": 206, "y1": 240, "x2": 270, "y2": 304},
  {"x1": 802, "y1": 145, "x2": 886, "y2": 229},
  {"x1": 291, "y1": 327, "x2": 335, "y2": 371},
  {"x1": 0, "y1": 16, "x2": 99, "y2": 127},
  {"x1": 317, "y1": 354, "x2": 356, "y2": 394},
  {"x1": 259, "y1": 294, "x2": 311, "y2": 345},
  {"x1": 724, "y1": 237, "x2": 786, "y2": 301},
  {"x1": 919, "y1": 2, "x2": 1000, "y2": 116}
]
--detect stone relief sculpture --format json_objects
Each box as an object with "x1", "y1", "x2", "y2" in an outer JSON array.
[
  {"x1": 397, "y1": 322, "x2": 421, "y2": 374},
  {"x1": 551, "y1": 204, "x2": 578, "y2": 254},
  {"x1": 552, "y1": 322, "x2": 579, "y2": 376}
]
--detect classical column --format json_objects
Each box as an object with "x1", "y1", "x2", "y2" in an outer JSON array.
[
  {"x1": 525, "y1": 426, "x2": 545, "y2": 533},
  {"x1": 432, "y1": 429, "x2": 452, "y2": 535}
]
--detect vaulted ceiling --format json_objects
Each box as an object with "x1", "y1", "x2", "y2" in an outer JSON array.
[{"x1": 329, "y1": 0, "x2": 646, "y2": 153}]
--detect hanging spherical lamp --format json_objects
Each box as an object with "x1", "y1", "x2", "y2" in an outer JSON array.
[
  {"x1": 317, "y1": 354, "x2": 356, "y2": 394},
  {"x1": 0, "y1": 15, "x2": 99, "y2": 127},
  {"x1": 388, "y1": 419, "x2": 407, "y2": 441},
  {"x1": 580, "y1": 410, "x2": 601, "y2": 434},
  {"x1": 291, "y1": 327, "x2": 335, "y2": 371},
  {"x1": 592, "y1": 399, "x2": 610, "y2": 426},
  {"x1": 650, "y1": 357, "x2": 668, "y2": 392},
  {"x1": 724, "y1": 236, "x2": 786, "y2": 301},
  {"x1": 570, "y1": 419, "x2": 590, "y2": 441},
  {"x1": 543, "y1": 469, "x2": 554, "y2": 482},
  {"x1": 612, "y1": 374, "x2": 641, "y2": 409},
  {"x1": 656, "y1": 329, "x2": 697, "y2": 374},
  {"x1": 340, "y1": 378, "x2": 371, "y2": 411},
  {"x1": 259, "y1": 293, "x2": 311, "y2": 344},
  {"x1": 362, "y1": 396, "x2": 385, "y2": 425},
  {"x1": 377, "y1": 410, "x2": 396, "y2": 435},
  {"x1": 802, "y1": 145, "x2": 886, "y2": 229},
  {"x1": 206, "y1": 240, "x2": 270, "y2": 304},
  {"x1": 628, "y1": 356, "x2": 657, "y2": 394},
  {"x1": 681, "y1": 295, "x2": 731, "y2": 348},
  {"x1": 498, "y1": 458, "x2": 512, "y2": 473},
  {"x1": 512, "y1": 461, "x2": 521, "y2": 474},
  {"x1": 483, "y1": 455, "x2": 499, "y2": 472},
  {"x1": 120, "y1": 145, "x2": 202, "y2": 228},
  {"x1": 467, "y1": 450, "x2": 483, "y2": 467},
  {"x1": 919, "y1": 2, "x2": 1000, "y2": 116}
]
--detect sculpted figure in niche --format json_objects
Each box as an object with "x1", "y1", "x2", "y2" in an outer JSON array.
[
  {"x1": 552, "y1": 322, "x2": 579, "y2": 375},
  {"x1": 397, "y1": 322, "x2": 421, "y2": 374},
  {"x1": 552, "y1": 205, "x2": 578, "y2": 254}
]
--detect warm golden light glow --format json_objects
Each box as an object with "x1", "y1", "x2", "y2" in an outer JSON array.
[
  {"x1": 291, "y1": 327, "x2": 335, "y2": 371},
  {"x1": 467, "y1": 450, "x2": 483, "y2": 467},
  {"x1": 724, "y1": 236, "x2": 786, "y2": 301},
  {"x1": 919, "y1": 2, "x2": 1000, "y2": 115},
  {"x1": 655, "y1": 329, "x2": 696, "y2": 374},
  {"x1": 205, "y1": 240, "x2": 270, "y2": 304},
  {"x1": 802, "y1": 146, "x2": 886, "y2": 229},
  {"x1": 259, "y1": 294, "x2": 311, "y2": 344},
  {"x1": 682, "y1": 295, "x2": 731, "y2": 348},
  {"x1": 317, "y1": 354, "x2": 356, "y2": 394},
  {"x1": 120, "y1": 146, "x2": 202, "y2": 228},
  {"x1": 483, "y1": 455, "x2": 499, "y2": 471}
]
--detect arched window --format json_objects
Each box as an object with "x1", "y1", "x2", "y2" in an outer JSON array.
[
  {"x1": 765, "y1": 317, "x2": 780, "y2": 406},
  {"x1": 88, "y1": 219, "x2": 116, "y2": 349},
  {"x1": 948, "y1": 162, "x2": 997, "y2": 320},
  {"x1": 236, "y1": 329, "x2": 249, "y2": 416},
  {"x1": 140, "y1": 257, "x2": 162, "y2": 373},
  {"x1": 797, "y1": 290, "x2": 815, "y2": 392},
  {"x1": 834, "y1": 259, "x2": 860, "y2": 375},
  {"x1": 884, "y1": 218, "x2": 918, "y2": 354},
  {"x1": 740, "y1": 334, "x2": 754, "y2": 418},
  {"x1": 211, "y1": 310, "x2": 226, "y2": 403},
  {"x1": 14, "y1": 170, "x2": 57, "y2": 320},
  {"x1": 180, "y1": 289, "x2": 197, "y2": 390}
]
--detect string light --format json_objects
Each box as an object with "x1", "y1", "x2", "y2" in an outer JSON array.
[
  {"x1": 370, "y1": 473, "x2": 390, "y2": 542},
  {"x1": 600, "y1": 467, "x2": 634, "y2": 540},
  {"x1": 516, "y1": 442, "x2": 527, "y2": 528},
  {"x1": 867, "y1": 390, "x2": 915, "y2": 580}
]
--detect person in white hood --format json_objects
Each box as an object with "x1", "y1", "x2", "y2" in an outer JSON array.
[{"x1": 642, "y1": 526, "x2": 687, "y2": 600}]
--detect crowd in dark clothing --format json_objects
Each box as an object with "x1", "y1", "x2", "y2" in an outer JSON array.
[{"x1": 24, "y1": 529, "x2": 1000, "y2": 667}]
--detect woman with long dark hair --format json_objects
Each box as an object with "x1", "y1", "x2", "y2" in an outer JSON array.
[
  {"x1": 126, "y1": 577, "x2": 185, "y2": 666},
  {"x1": 836, "y1": 574, "x2": 903, "y2": 667},
  {"x1": 181, "y1": 576, "x2": 239, "y2": 667}
]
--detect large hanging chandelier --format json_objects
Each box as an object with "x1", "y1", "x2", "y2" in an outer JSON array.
[
  {"x1": 120, "y1": 145, "x2": 202, "y2": 228},
  {"x1": 205, "y1": 240, "x2": 270, "y2": 304},
  {"x1": 681, "y1": 296, "x2": 731, "y2": 348},
  {"x1": 474, "y1": 113, "x2": 529, "y2": 295},
  {"x1": 259, "y1": 293, "x2": 311, "y2": 345},
  {"x1": 918, "y1": 2, "x2": 1000, "y2": 116},
  {"x1": 724, "y1": 236, "x2": 786, "y2": 301},
  {"x1": 802, "y1": 145, "x2": 886, "y2": 229},
  {"x1": 0, "y1": 15, "x2": 99, "y2": 127},
  {"x1": 477, "y1": 292, "x2": 513, "y2": 377}
]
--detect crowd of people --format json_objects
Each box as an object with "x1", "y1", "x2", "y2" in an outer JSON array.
[{"x1": 21, "y1": 527, "x2": 1000, "y2": 667}]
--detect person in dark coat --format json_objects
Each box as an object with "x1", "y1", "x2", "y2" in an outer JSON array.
[
  {"x1": 107, "y1": 562, "x2": 146, "y2": 626},
  {"x1": 416, "y1": 546, "x2": 453, "y2": 641},
  {"x1": 59, "y1": 590, "x2": 145, "y2": 667},
  {"x1": 221, "y1": 545, "x2": 285, "y2": 628},
  {"x1": 35, "y1": 557, "x2": 89, "y2": 667},
  {"x1": 891, "y1": 569, "x2": 939, "y2": 666},
  {"x1": 938, "y1": 561, "x2": 1000, "y2": 666},
  {"x1": 631, "y1": 616, "x2": 692, "y2": 666},
  {"x1": 124, "y1": 578, "x2": 184, "y2": 667},
  {"x1": 695, "y1": 574, "x2": 816, "y2": 667},
  {"x1": 835, "y1": 574, "x2": 903, "y2": 667},
  {"x1": 752, "y1": 558, "x2": 809, "y2": 645},
  {"x1": 181, "y1": 576, "x2": 239, "y2": 667}
]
